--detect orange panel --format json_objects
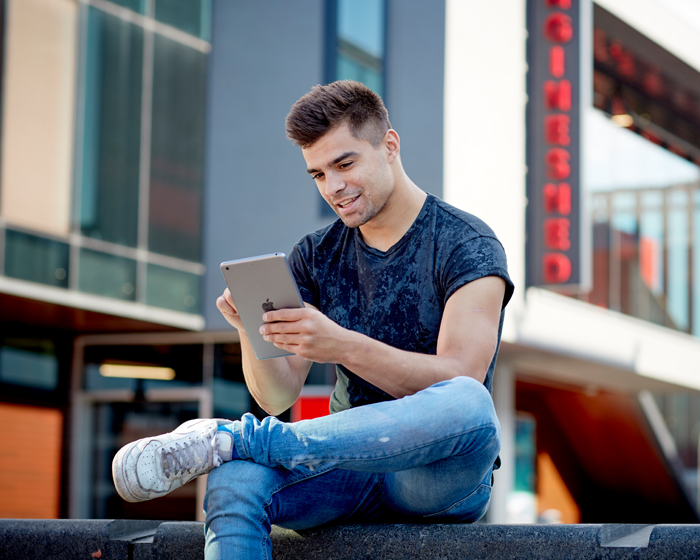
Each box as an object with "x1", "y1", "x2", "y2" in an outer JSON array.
[
  {"x1": 537, "y1": 451, "x2": 580, "y2": 523},
  {"x1": 0, "y1": 403, "x2": 62, "y2": 518}
]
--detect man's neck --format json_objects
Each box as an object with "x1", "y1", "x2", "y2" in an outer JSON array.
[{"x1": 358, "y1": 176, "x2": 427, "y2": 252}]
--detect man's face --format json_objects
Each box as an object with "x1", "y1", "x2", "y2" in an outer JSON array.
[{"x1": 302, "y1": 123, "x2": 393, "y2": 229}]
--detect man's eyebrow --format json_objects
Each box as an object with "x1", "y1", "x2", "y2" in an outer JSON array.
[{"x1": 306, "y1": 151, "x2": 359, "y2": 174}]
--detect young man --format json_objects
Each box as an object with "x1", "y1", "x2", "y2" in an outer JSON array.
[{"x1": 113, "y1": 80, "x2": 514, "y2": 560}]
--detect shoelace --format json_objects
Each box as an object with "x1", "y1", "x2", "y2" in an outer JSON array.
[{"x1": 161, "y1": 429, "x2": 222, "y2": 479}]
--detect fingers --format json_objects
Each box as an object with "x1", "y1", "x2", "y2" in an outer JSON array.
[
  {"x1": 217, "y1": 289, "x2": 246, "y2": 331},
  {"x1": 223, "y1": 288, "x2": 237, "y2": 309},
  {"x1": 263, "y1": 333, "x2": 300, "y2": 346},
  {"x1": 262, "y1": 307, "x2": 309, "y2": 322},
  {"x1": 260, "y1": 312, "x2": 308, "y2": 344},
  {"x1": 217, "y1": 289, "x2": 238, "y2": 313},
  {"x1": 260, "y1": 310, "x2": 314, "y2": 336},
  {"x1": 260, "y1": 321, "x2": 304, "y2": 337},
  {"x1": 215, "y1": 295, "x2": 228, "y2": 313}
]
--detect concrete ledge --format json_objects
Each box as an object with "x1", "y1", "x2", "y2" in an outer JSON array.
[
  {"x1": 1, "y1": 520, "x2": 700, "y2": 559},
  {"x1": 273, "y1": 524, "x2": 700, "y2": 559}
]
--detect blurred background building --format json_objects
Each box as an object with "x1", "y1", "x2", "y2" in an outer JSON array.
[{"x1": 0, "y1": 0, "x2": 699, "y2": 526}]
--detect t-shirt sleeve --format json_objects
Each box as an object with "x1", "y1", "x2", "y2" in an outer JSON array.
[
  {"x1": 441, "y1": 236, "x2": 514, "y2": 309},
  {"x1": 288, "y1": 241, "x2": 320, "y2": 308}
]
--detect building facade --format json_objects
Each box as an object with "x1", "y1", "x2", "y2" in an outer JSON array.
[
  {"x1": 446, "y1": 0, "x2": 700, "y2": 523},
  {"x1": 1, "y1": 0, "x2": 699, "y2": 525}
]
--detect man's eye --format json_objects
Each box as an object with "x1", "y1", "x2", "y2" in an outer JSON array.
[
  {"x1": 339, "y1": 162, "x2": 352, "y2": 169},
  {"x1": 312, "y1": 173, "x2": 324, "y2": 180}
]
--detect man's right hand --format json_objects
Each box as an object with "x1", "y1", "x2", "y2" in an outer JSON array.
[
  {"x1": 216, "y1": 288, "x2": 246, "y2": 332},
  {"x1": 215, "y1": 287, "x2": 313, "y2": 416}
]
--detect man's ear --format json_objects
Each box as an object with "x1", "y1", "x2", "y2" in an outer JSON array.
[{"x1": 384, "y1": 129, "x2": 400, "y2": 162}]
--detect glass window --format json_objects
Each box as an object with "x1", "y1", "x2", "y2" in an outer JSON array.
[
  {"x1": 640, "y1": 199, "x2": 664, "y2": 297},
  {"x1": 0, "y1": 340, "x2": 59, "y2": 391},
  {"x1": 335, "y1": 0, "x2": 385, "y2": 96},
  {"x1": 109, "y1": 0, "x2": 146, "y2": 13},
  {"x1": 0, "y1": 0, "x2": 77, "y2": 236},
  {"x1": 337, "y1": 54, "x2": 383, "y2": 95},
  {"x1": 584, "y1": 109, "x2": 700, "y2": 193},
  {"x1": 80, "y1": 7, "x2": 143, "y2": 248},
  {"x1": 148, "y1": 34, "x2": 207, "y2": 262},
  {"x1": 78, "y1": 249, "x2": 137, "y2": 301},
  {"x1": 146, "y1": 263, "x2": 201, "y2": 314},
  {"x1": 338, "y1": 0, "x2": 385, "y2": 58},
  {"x1": 83, "y1": 343, "x2": 203, "y2": 391},
  {"x1": 4, "y1": 230, "x2": 69, "y2": 288},
  {"x1": 213, "y1": 343, "x2": 249, "y2": 419},
  {"x1": 510, "y1": 413, "x2": 537, "y2": 523},
  {"x1": 154, "y1": 0, "x2": 211, "y2": 40},
  {"x1": 611, "y1": 192, "x2": 637, "y2": 234},
  {"x1": 582, "y1": 107, "x2": 700, "y2": 333},
  {"x1": 667, "y1": 200, "x2": 689, "y2": 331},
  {"x1": 213, "y1": 379, "x2": 250, "y2": 419}
]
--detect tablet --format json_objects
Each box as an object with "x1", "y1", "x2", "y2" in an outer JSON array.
[{"x1": 220, "y1": 253, "x2": 305, "y2": 360}]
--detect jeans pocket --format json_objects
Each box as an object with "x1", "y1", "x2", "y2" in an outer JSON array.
[{"x1": 422, "y1": 482, "x2": 492, "y2": 523}]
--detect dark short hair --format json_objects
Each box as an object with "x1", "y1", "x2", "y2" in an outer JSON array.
[{"x1": 285, "y1": 80, "x2": 392, "y2": 148}]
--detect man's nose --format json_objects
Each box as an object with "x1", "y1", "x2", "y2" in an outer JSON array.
[{"x1": 325, "y1": 174, "x2": 345, "y2": 197}]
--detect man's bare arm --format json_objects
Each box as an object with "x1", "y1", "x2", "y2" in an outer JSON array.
[
  {"x1": 260, "y1": 276, "x2": 506, "y2": 398},
  {"x1": 216, "y1": 289, "x2": 313, "y2": 415}
]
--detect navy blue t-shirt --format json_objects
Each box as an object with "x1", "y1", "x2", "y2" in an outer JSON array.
[{"x1": 288, "y1": 193, "x2": 514, "y2": 413}]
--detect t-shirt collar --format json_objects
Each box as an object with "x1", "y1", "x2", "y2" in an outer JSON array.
[{"x1": 355, "y1": 193, "x2": 435, "y2": 257}]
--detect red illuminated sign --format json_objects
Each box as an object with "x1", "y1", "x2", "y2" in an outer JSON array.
[
  {"x1": 544, "y1": 79, "x2": 572, "y2": 110},
  {"x1": 526, "y1": 0, "x2": 584, "y2": 287},
  {"x1": 543, "y1": 2, "x2": 573, "y2": 283},
  {"x1": 543, "y1": 13, "x2": 574, "y2": 43},
  {"x1": 543, "y1": 252, "x2": 572, "y2": 283}
]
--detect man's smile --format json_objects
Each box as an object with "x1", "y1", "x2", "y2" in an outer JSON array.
[{"x1": 335, "y1": 195, "x2": 361, "y2": 211}]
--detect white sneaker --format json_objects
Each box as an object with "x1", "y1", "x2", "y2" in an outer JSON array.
[{"x1": 112, "y1": 418, "x2": 233, "y2": 503}]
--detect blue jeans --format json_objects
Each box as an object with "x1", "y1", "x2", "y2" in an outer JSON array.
[{"x1": 203, "y1": 375, "x2": 500, "y2": 560}]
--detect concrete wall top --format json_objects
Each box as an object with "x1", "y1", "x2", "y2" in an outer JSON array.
[{"x1": 2, "y1": 520, "x2": 700, "y2": 559}]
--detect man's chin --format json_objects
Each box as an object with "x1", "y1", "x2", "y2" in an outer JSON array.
[
  {"x1": 333, "y1": 203, "x2": 377, "y2": 228},
  {"x1": 339, "y1": 219, "x2": 359, "y2": 228},
  {"x1": 337, "y1": 213, "x2": 367, "y2": 229}
]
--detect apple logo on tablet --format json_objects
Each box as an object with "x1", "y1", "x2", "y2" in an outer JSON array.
[{"x1": 262, "y1": 299, "x2": 276, "y2": 313}]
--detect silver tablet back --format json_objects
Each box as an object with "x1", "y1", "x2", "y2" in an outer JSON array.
[{"x1": 220, "y1": 253, "x2": 304, "y2": 360}]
